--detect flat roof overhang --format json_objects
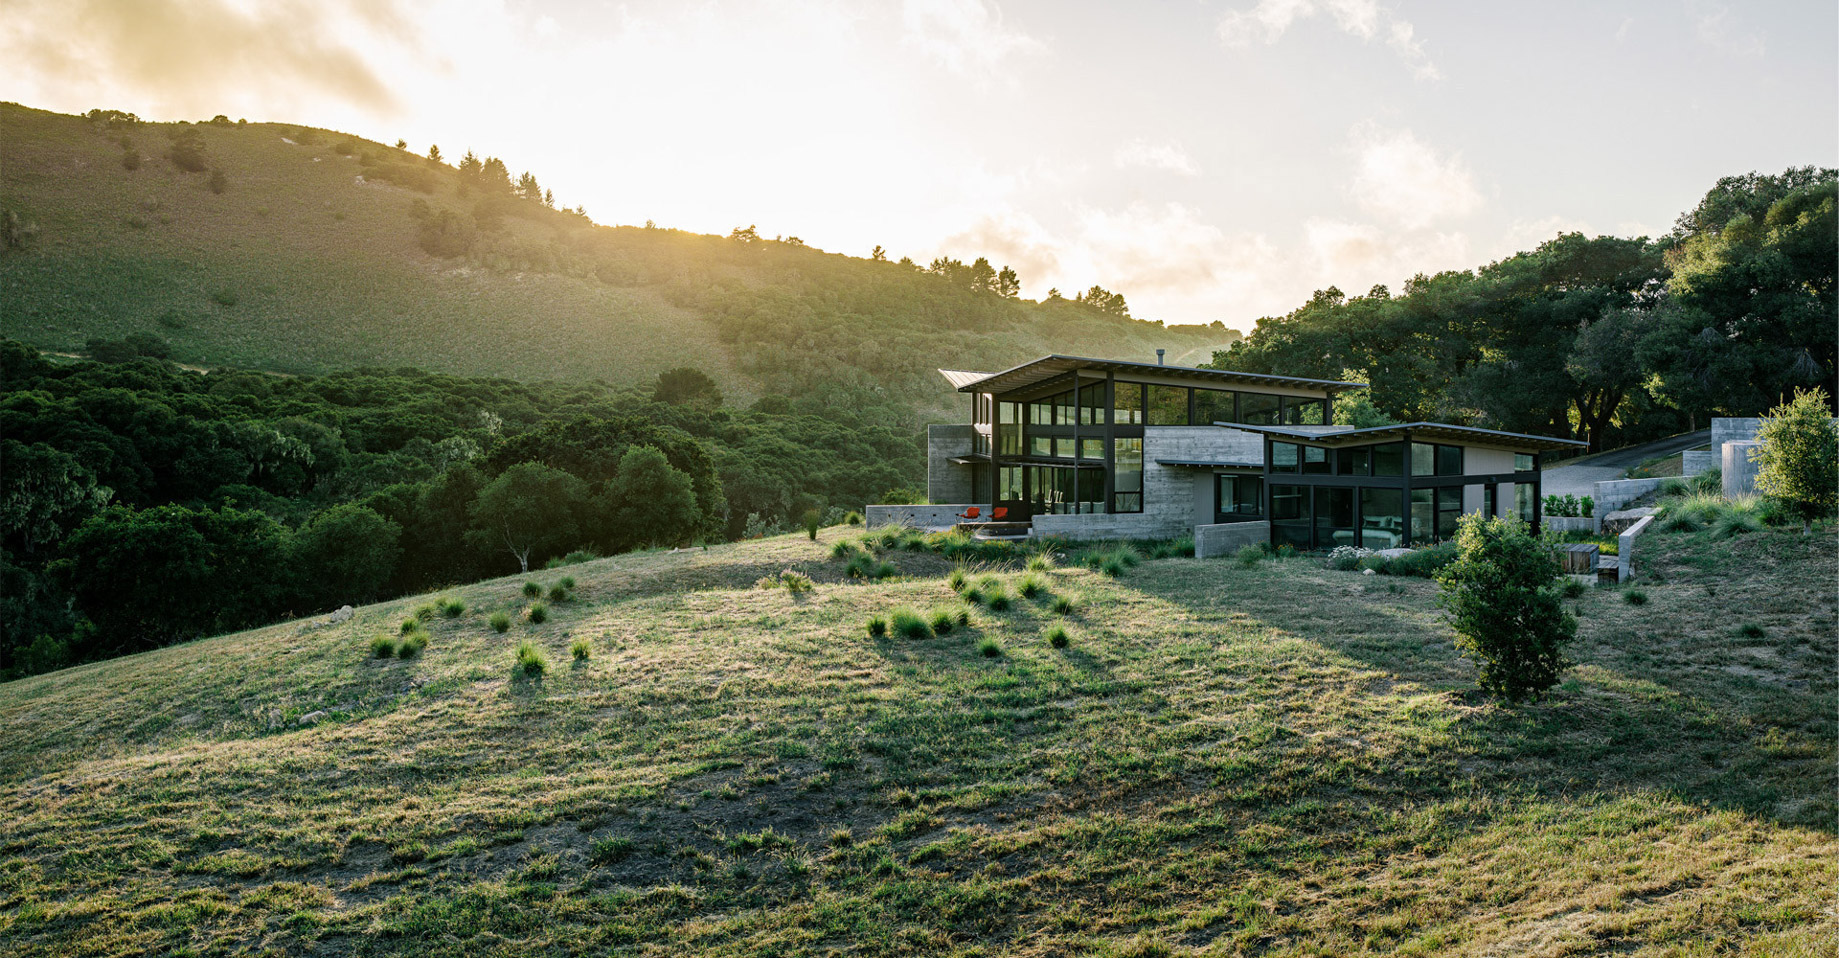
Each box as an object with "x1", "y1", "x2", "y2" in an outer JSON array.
[
  {"x1": 1217, "y1": 421, "x2": 1588, "y2": 452},
  {"x1": 948, "y1": 454, "x2": 1104, "y2": 468},
  {"x1": 1154, "y1": 458, "x2": 1263, "y2": 469},
  {"x1": 947, "y1": 355, "x2": 1366, "y2": 396}
]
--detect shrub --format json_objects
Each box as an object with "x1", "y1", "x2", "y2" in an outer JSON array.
[
  {"x1": 1327, "y1": 545, "x2": 1373, "y2": 571},
  {"x1": 1752, "y1": 387, "x2": 1839, "y2": 532},
  {"x1": 1386, "y1": 542, "x2": 1459, "y2": 579},
  {"x1": 1018, "y1": 573, "x2": 1046, "y2": 598},
  {"x1": 947, "y1": 568, "x2": 967, "y2": 592},
  {"x1": 1709, "y1": 509, "x2": 1763, "y2": 540},
  {"x1": 978, "y1": 638, "x2": 1002, "y2": 658},
  {"x1": 528, "y1": 602, "x2": 549, "y2": 624},
  {"x1": 1657, "y1": 512, "x2": 1699, "y2": 533},
  {"x1": 986, "y1": 587, "x2": 1012, "y2": 611},
  {"x1": 515, "y1": 640, "x2": 547, "y2": 675},
  {"x1": 829, "y1": 828, "x2": 853, "y2": 847},
  {"x1": 1579, "y1": 496, "x2": 1595, "y2": 516},
  {"x1": 371, "y1": 635, "x2": 396, "y2": 658},
  {"x1": 1235, "y1": 543, "x2": 1264, "y2": 568},
  {"x1": 1435, "y1": 514, "x2": 1577, "y2": 703},
  {"x1": 865, "y1": 614, "x2": 887, "y2": 637},
  {"x1": 440, "y1": 597, "x2": 465, "y2": 618},
  {"x1": 548, "y1": 584, "x2": 570, "y2": 602},
  {"x1": 889, "y1": 608, "x2": 930, "y2": 639},
  {"x1": 873, "y1": 560, "x2": 897, "y2": 580},
  {"x1": 844, "y1": 511, "x2": 862, "y2": 526},
  {"x1": 1738, "y1": 623, "x2": 1766, "y2": 639},
  {"x1": 929, "y1": 608, "x2": 956, "y2": 635},
  {"x1": 398, "y1": 630, "x2": 427, "y2": 658},
  {"x1": 1623, "y1": 589, "x2": 1648, "y2": 606},
  {"x1": 522, "y1": 581, "x2": 542, "y2": 598},
  {"x1": 802, "y1": 508, "x2": 822, "y2": 541},
  {"x1": 570, "y1": 638, "x2": 591, "y2": 661},
  {"x1": 208, "y1": 169, "x2": 228, "y2": 194},
  {"x1": 844, "y1": 553, "x2": 876, "y2": 579},
  {"x1": 1052, "y1": 594, "x2": 1076, "y2": 615},
  {"x1": 489, "y1": 612, "x2": 511, "y2": 633},
  {"x1": 779, "y1": 570, "x2": 813, "y2": 594},
  {"x1": 1045, "y1": 625, "x2": 1070, "y2": 648}
]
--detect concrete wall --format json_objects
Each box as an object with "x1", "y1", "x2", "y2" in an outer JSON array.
[
  {"x1": 1681, "y1": 450, "x2": 1717, "y2": 476},
  {"x1": 1031, "y1": 511, "x2": 1192, "y2": 541},
  {"x1": 925, "y1": 425, "x2": 975, "y2": 504},
  {"x1": 1710, "y1": 418, "x2": 1763, "y2": 465},
  {"x1": 1195, "y1": 522, "x2": 1271, "y2": 558},
  {"x1": 1544, "y1": 516, "x2": 1594, "y2": 534},
  {"x1": 1592, "y1": 478, "x2": 1666, "y2": 530},
  {"x1": 1723, "y1": 440, "x2": 1762, "y2": 498},
  {"x1": 1618, "y1": 514, "x2": 1656, "y2": 580},
  {"x1": 865, "y1": 503, "x2": 987, "y2": 530}
]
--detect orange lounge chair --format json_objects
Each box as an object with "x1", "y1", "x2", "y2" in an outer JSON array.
[
  {"x1": 956, "y1": 506, "x2": 981, "y2": 521},
  {"x1": 990, "y1": 507, "x2": 1008, "y2": 521}
]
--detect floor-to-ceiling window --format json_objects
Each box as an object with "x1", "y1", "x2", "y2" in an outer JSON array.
[
  {"x1": 1271, "y1": 484, "x2": 1309, "y2": 548},
  {"x1": 1359, "y1": 488, "x2": 1404, "y2": 549},
  {"x1": 1113, "y1": 438, "x2": 1143, "y2": 512},
  {"x1": 1216, "y1": 475, "x2": 1263, "y2": 521},
  {"x1": 1313, "y1": 487, "x2": 1354, "y2": 548}
]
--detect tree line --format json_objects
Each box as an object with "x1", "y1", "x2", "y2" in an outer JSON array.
[
  {"x1": 0, "y1": 343, "x2": 917, "y2": 678},
  {"x1": 1211, "y1": 167, "x2": 1836, "y2": 449}
]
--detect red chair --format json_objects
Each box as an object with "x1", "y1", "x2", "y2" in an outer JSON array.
[
  {"x1": 956, "y1": 506, "x2": 981, "y2": 521},
  {"x1": 990, "y1": 507, "x2": 1008, "y2": 521}
]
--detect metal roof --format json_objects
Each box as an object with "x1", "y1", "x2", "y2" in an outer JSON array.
[
  {"x1": 938, "y1": 368, "x2": 995, "y2": 390},
  {"x1": 948, "y1": 454, "x2": 1104, "y2": 468},
  {"x1": 950, "y1": 355, "x2": 1366, "y2": 395},
  {"x1": 1218, "y1": 421, "x2": 1587, "y2": 451}
]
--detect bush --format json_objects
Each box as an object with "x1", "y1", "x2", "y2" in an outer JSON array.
[
  {"x1": 570, "y1": 638, "x2": 591, "y2": 661},
  {"x1": 802, "y1": 508, "x2": 822, "y2": 541},
  {"x1": 1435, "y1": 514, "x2": 1577, "y2": 703},
  {"x1": 1386, "y1": 542, "x2": 1459, "y2": 579},
  {"x1": 866, "y1": 614, "x2": 887, "y2": 637},
  {"x1": 528, "y1": 602, "x2": 549, "y2": 624},
  {"x1": 778, "y1": 570, "x2": 813, "y2": 594},
  {"x1": 515, "y1": 640, "x2": 547, "y2": 675},
  {"x1": 929, "y1": 608, "x2": 956, "y2": 635},
  {"x1": 1738, "y1": 623, "x2": 1766, "y2": 639},
  {"x1": 548, "y1": 584, "x2": 570, "y2": 602},
  {"x1": 522, "y1": 581, "x2": 542, "y2": 598},
  {"x1": 208, "y1": 169, "x2": 228, "y2": 194},
  {"x1": 440, "y1": 597, "x2": 465, "y2": 617},
  {"x1": 559, "y1": 576, "x2": 576, "y2": 591},
  {"x1": 398, "y1": 630, "x2": 427, "y2": 658},
  {"x1": 1045, "y1": 625, "x2": 1070, "y2": 649},
  {"x1": 1098, "y1": 557, "x2": 1125, "y2": 578},
  {"x1": 1623, "y1": 589, "x2": 1648, "y2": 606},
  {"x1": 547, "y1": 550, "x2": 599, "y2": 568},
  {"x1": 1235, "y1": 543, "x2": 1265, "y2": 568},
  {"x1": 1580, "y1": 495, "x2": 1595, "y2": 516},
  {"x1": 978, "y1": 638, "x2": 1002, "y2": 658},
  {"x1": 121, "y1": 148, "x2": 141, "y2": 171},
  {"x1": 371, "y1": 635, "x2": 397, "y2": 658},
  {"x1": 1018, "y1": 573, "x2": 1046, "y2": 598},
  {"x1": 889, "y1": 608, "x2": 930, "y2": 639},
  {"x1": 1709, "y1": 509, "x2": 1763, "y2": 540},
  {"x1": 1752, "y1": 387, "x2": 1839, "y2": 531},
  {"x1": 844, "y1": 511, "x2": 862, "y2": 526},
  {"x1": 831, "y1": 540, "x2": 859, "y2": 560},
  {"x1": 1327, "y1": 545, "x2": 1373, "y2": 571},
  {"x1": 489, "y1": 612, "x2": 511, "y2": 633}
]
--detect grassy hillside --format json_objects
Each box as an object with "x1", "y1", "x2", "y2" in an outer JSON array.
[
  {"x1": 0, "y1": 103, "x2": 1226, "y2": 422},
  {"x1": 1, "y1": 524, "x2": 1831, "y2": 955}
]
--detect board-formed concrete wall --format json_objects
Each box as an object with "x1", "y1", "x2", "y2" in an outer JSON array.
[
  {"x1": 1723, "y1": 440, "x2": 1762, "y2": 498},
  {"x1": 1194, "y1": 522, "x2": 1270, "y2": 557},
  {"x1": 926, "y1": 425, "x2": 976, "y2": 504},
  {"x1": 865, "y1": 503, "x2": 987, "y2": 530},
  {"x1": 1591, "y1": 478, "x2": 1666, "y2": 531},
  {"x1": 1681, "y1": 450, "x2": 1716, "y2": 475},
  {"x1": 1618, "y1": 514, "x2": 1656, "y2": 580}
]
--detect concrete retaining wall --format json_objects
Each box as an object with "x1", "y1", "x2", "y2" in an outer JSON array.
[
  {"x1": 1195, "y1": 522, "x2": 1271, "y2": 558},
  {"x1": 1544, "y1": 516, "x2": 1594, "y2": 534},
  {"x1": 865, "y1": 503, "x2": 987, "y2": 530},
  {"x1": 1681, "y1": 450, "x2": 1716, "y2": 476},
  {"x1": 1591, "y1": 478, "x2": 1666, "y2": 532},
  {"x1": 1618, "y1": 514, "x2": 1656, "y2": 581},
  {"x1": 1030, "y1": 511, "x2": 1191, "y2": 541},
  {"x1": 1722, "y1": 440, "x2": 1762, "y2": 498}
]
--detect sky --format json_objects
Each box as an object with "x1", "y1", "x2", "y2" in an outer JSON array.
[{"x1": 3, "y1": 0, "x2": 1835, "y2": 329}]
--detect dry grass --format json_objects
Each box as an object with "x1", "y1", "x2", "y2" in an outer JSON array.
[{"x1": 0, "y1": 526, "x2": 1832, "y2": 956}]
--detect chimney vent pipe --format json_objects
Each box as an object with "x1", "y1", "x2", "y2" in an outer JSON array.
[{"x1": 1156, "y1": 349, "x2": 1166, "y2": 365}]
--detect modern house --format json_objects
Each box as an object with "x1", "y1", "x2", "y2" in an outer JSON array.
[{"x1": 893, "y1": 354, "x2": 1586, "y2": 554}]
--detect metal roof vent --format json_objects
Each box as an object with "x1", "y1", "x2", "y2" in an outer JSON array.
[{"x1": 1156, "y1": 349, "x2": 1165, "y2": 365}]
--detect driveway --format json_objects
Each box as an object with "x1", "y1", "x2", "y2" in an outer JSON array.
[{"x1": 1540, "y1": 429, "x2": 1710, "y2": 499}]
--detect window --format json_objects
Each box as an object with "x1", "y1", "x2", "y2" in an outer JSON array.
[
  {"x1": 1113, "y1": 382, "x2": 1144, "y2": 425},
  {"x1": 998, "y1": 403, "x2": 1021, "y2": 455},
  {"x1": 1053, "y1": 436, "x2": 1074, "y2": 459},
  {"x1": 1113, "y1": 438, "x2": 1143, "y2": 513},
  {"x1": 1285, "y1": 398, "x2": 1326, "y2": 425},
  {"x1": 1216, "y1": 475, "x2": 1263, "y2": 518},
  {"x1": 1054, "y1": 391, "x2": 1074, "y2": 426},
  {"x1": 1339, "y1": 446, "x2": 1371, "y2": 476},
  {"x1": 973, "y1": 430, "x2": 989, "y2": 455},
  {"x1": 1314, "y1": 487, "x2": 1354, "y2": 550},
  {"x1": 1359, "y1": 488, "x2": 1403, "y2": 550},
  {"x1": 1194, "y1": 388, "x2": 1236, "y2": 426},
  {"x1": 1271, "y1": 484, "x2": 1310, "y2": 549},
  {"x1": 1240, "y1": 393, "x2": 1280, "y2": 425},
  {"x1": 998, "y1": 466, "x2": 1023, "y2": 501},
  {"x1": 1148, "y1": 385, "x2": 1190, "y2": 425},
  {"x1": 1483, "y1": 483, "x2": 1496, "y2": 518},
  {"x1": 1411, "y1": 442, "x2": 1436, "y2": 476},
  {"x1": 1030, "y1": 400, "x2": 1051, "y2": 426},
  {"x1": 1301, "y1": 446, "x2": 1330, "y2": 475},
  {"x1": 1410, "y1": 489, "x2": 1434, "y2": 543},
  {"x1": 1515, "y1": 482, "x2": 1536, "y2": 523},
  {"x1": 1271, "y1": 441, "x2": 1300, "y2": 474},
  {"x1": 1080, "y1": 437, "x2": 1104, "y2": 460},
  {"x1": 1514, "y1": 452, "x2": 1534, "y2": 472},
  {"x1": 1437, "y1": 444, "x2": 1463, "y2": 476},
  {"x1": 1373, "y1": 442, "x2": 1405, "y2": 477},
  {"x1": 1079, "y1": 382, "x2": 1106, "y2": 425},
  {"x1": 1030, "y1": 435, "x2": 1051, "y2": 457},
  {"x1": 1437, "y1": 487, "x2": 1463, "y2": 540}
]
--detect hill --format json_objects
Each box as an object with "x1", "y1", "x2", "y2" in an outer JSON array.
[
  {"x1": 1, "y1": 522, "x2": 1831, "y2": 955},
  {"x1": 0, "y1": 103, "x2": 1228, "y2": 424}
]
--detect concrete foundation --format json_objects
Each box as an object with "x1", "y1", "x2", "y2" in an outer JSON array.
[{"x1": 865, "y1": 503, "x2": 987, "y2": 531}]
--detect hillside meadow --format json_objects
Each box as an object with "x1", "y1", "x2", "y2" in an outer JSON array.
[{"x1": 1, "y1": 523, "x2": 1831, "y2": 956}]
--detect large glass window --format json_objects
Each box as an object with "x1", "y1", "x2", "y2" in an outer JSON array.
[
  {"x1": 1148, "y1": 385, "x2": 1190, "y2": 425},
  {"x1": 1339, "y1": 446, "x2": 1371, "y2": 476},
  {"x1": 1410, "y1": 489, "x2": 1435, "y2": 543},
  {"x1": 1373, "y1": 442, "x2": 1405, "y2": 477},
  {"x1": 1240, "y1": 393, "x2": 1281, "y2": 425},
  {"x1": 1271, "y1": 441, "x2": 1300, "y2": 473},
  {"x1": 1079, "y1": 382, "x2": 1106, "y2": 426},
  {"x1": 1271, "y1": 484, "x2": 1309, "y2": 549},
  {"x1": 1075, "y1": 471, "x2": 1105, "y2": 514},
  {"x1": 998, "y1": 403, "x2": 1021, "y2": 455},
  {"x1": 1030, "y1": 399, "x2": 1051, "y2": 425},
  {"x1": 1049, "y1": 437, "x2": 1071, "y2": 458},
  {"x1": 1079, "y1": 438, "x2": 1104, "y2": 460},
  {"x1": 1113, "y1": 382, "x2": 1144, "y2": 425},
  {"x1": 1359, "y1": 488, "x2": 1404, "y2": 549},
  {"x1": 1194, "y1": 388, "x2": 1236, "y2": 426},
  {"x1": 1514, "y1": 452, "x2": 1534, "y2": 472},
  {"x1": 1216, "y1": 475, "x2": 1263, "y2": 519},
  {"x1": 1054, "y1": 391, "x2": 1074, "y2": 426},
  {"x1": 1411, "y1": 442, "x2": 1437, "y2": 477},
  {"x1": 1113, "y1": 438, "x2": 1143, "y2": 513},
  {"x1": 1515, "y1": 482, "x2": 1535, "y2": 523},
  {"x1": 1301, "y1": 446, "x2": 1330, "y2": 475},
  {"x1": 1285, "y1": 398, "x2": 1327, "y2": 425},
  {"x1": 1483, "y1": 483, "x2": 1496, "y2": 518},
  {"x1": 1437, "y1": 445, "x2": 1464, "y2": 476},
  {"x1": 998, "y1": 466, "x2": 1023, "y2": 501},
  {"x1": 1437, "y1": 487, "x2": 1463, "y2": 540},
  {"x1": 1314, "y1": 487, "x2": 1354, "y2": 550},
  {"x1": 1030, "y1": 435, "x2": 1051, "y2": 457}
]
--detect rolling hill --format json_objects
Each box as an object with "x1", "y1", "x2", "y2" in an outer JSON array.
[
  {"x1": 0, "y1": 103, "x2": 1229, "y2": 423},
  {"x1": 0, "y1": 522, "x2": 1831, "y2": 955}
]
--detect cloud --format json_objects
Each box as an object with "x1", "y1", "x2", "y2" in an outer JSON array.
[
  {"x1": 1689, "y1": 2, "x2": 1765, "y2": 57},
  {"x1": 0, "y1": 0, "x2": 409, "y2": 118},
  {"x1": 1113, "y1": 139, "x2": 1199, "y2": 175},
  {"x1": 1217, "y1": 0, "x2": 1439, "y2": 80},
  {"x1": 1347, "y1": 123, "x2": 1482, "y2": 229},
  {"x1": 901, "y1": 0, "x2": 1044, "y2": 75}
]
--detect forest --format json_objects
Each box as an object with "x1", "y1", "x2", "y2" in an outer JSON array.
[
  {"x1": 1212, "y1": 167, "x2": 1836, "y2": 450},
  {"x1": 0, "y1": 343, "x2": 915, "y2": 677}
]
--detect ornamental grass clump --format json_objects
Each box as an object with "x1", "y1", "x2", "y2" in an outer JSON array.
[
  {"x1": 399, "y1": 618, "x2": 418, "y2": 634},
  {"x1": 1026, "y1": 553, "x2": 1052, "y2": 572},
  {"x1": 977, "y1": 638, "x2": 1002, "y2": 658},
  {"x1": 1018, "y1": 573, "x2": 1046, "y2": 598},
  {"x1": 1051, "y1": 594, "x2": 1077, "y2": 615},
  {"x1": 985, "y1": 585, "x2": 1012, "y2": 611},
  {"x1": 515, "y1": 640, "x2": 546, "y2": 675},
  {"x1": 440, "y1": 597, "x2": 465, "y2": 618},
  {"x1": 489, "y1": 612, "x2": 511, "y2": 633},
  {"x1": 527, "y1": 602, "x2": 549, "y2": 624},
  {"x1": 831, "y1": 540, "x2": 859, "y2": 560},
  {"x1": 397, "y1": 630, "x2": 428, "y2": 658},
  {"x1": 548, "y1": 584, "x2": 570, "y2": 602},
  {"x1": 947, "y1": 568, "x2": 967, "y2": 592},
  {"x1": 1623, "y1": 588, "x2": 1648, "y2": 606},
  {"x1": 929, "y1": 608, "x2": 957, "y2": 635},
  {"x1": 1235, "y1": 543, "x2": 1265, "y2": 568},
  {"x1": 889, "y1": 608, "x2": 930, "y2": 639},
  {"x1": 1435, "y1": 513, "x2": 1576, "y2": 704},
  {"x1": 570, "y1": 637, "x2": 591, "y2": 662},
  {"x1": 523, "y1": 581, "x2": 542, "y2": 598},
  {"x1": 414, "y1": 602, "x2": 439, "y2": 621},
  {"x1": 1045, "y1": 624, "x2": 1070, "y2": 649},
  {"x1": 370, "y1": 635, "x2": 396, "y2": 658},
  {"x1": 865, "y1": 614, "x2": 887, "y2": 637}
]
